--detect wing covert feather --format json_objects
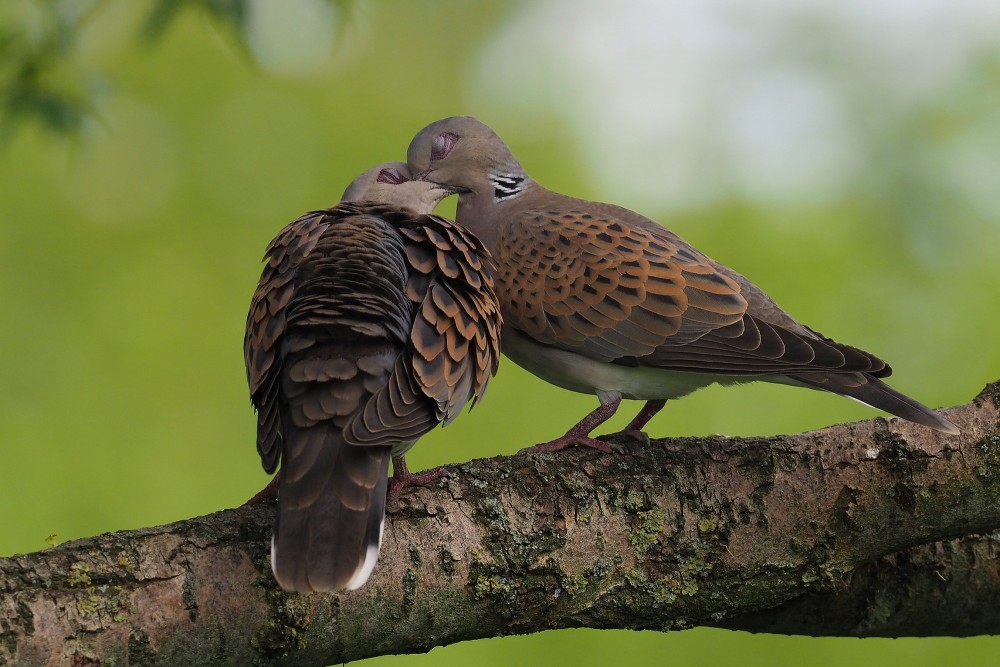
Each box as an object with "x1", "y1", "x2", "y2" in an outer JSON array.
[{"x1": 495, "y1": 209, "x2": 888, "y2": 377}]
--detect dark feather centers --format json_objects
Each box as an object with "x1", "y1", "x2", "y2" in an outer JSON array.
[{"x1": 244, "y1": 193, "x2": 503, "y2": 592}]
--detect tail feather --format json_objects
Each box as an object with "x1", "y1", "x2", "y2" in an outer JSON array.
[
  {"x1": 790, "y1": 372, "x2": 959, "y2": 435},
  {"x1": 272, "y1": 424, "x2": 391, "y2": 592}
]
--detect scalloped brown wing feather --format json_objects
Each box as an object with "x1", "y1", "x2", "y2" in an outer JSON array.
[
  {"x1": 496, "y1": 210, "x2": 745, "y2": 360},
  {"x1": 495, "y1": 209, "x2": 886, "y2": 376},
  {"x1": 244, "y1": 201, "x2": 501, "y2": 592},
  {"x1": 344, "y1": 209, "x2": 501, "y2": 445},
  {"x1": 245, "y1": 211, "x2": 331, "y2": 473}
]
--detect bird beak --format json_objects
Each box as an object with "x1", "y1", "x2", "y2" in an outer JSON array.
[
  {"x1": 414, "y1": 168, "x2": 471, "y2": 195},
  {"x1": 431, "y1": 182, "x2": 467, "y2": 197}
]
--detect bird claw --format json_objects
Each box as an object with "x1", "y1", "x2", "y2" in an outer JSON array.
[
  {"x1": 387, "y1": 464, "x2": 451, "y2": 504},
  {"x1": 520, "y1": 435, "x2": 614, "y2": 454},
  {"x1": 603, "y1": 429, "x2": 651, "y2": 445}
]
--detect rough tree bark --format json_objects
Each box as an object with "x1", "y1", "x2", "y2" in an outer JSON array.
[{"x1": 2, "y1": 381, "x2": 999, "y2": 666}]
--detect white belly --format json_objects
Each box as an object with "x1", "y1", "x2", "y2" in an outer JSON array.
[{"x1": 502, "y1": 331, "x2": 729, "y2": 404}]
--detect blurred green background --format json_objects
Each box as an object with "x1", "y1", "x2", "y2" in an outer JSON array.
[{"x1": 2, "y1": 0, "x2": 999, "y2": 665}]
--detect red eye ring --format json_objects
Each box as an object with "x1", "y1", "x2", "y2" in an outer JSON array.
[
  {"x1": 431, "y1": 132, "x2": 459, "y2": 161},
  {"x1": 376, "y1": 168, "x2": 407, "y2": 184}
]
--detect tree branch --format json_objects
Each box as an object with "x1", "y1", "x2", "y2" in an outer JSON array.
[
  {"x1": 717, "y1": 532, "x2": 1000, "y2": 637},
  {"x1": 3, "y1": 382, "x2": 999, "y2": 666}
]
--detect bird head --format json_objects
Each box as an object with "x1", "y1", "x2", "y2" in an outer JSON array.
[
  {"x1": 340, "y1": 162, "x2": 456, "y2": 214},
  {"x1": 406, "y1": 116, "x2": 529, "y2": 205}
]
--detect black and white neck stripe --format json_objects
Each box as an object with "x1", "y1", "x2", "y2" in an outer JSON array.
[{"x1": 490, "y1": 172, "x2": 525, "y2": 202}]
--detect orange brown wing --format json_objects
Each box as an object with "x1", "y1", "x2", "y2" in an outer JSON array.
[
  {"x1": 245, "y1": 211, "x2": 333, "y2": 472},
  {"x1": 344, "y1": 208, "x2": 502, "y2": 445},
  {"x1": 496, "y1": 210, "x2": 746, "y2": 360},
  {"x1": 496, "y1": 210, "x2": 887, "y2": 376}
]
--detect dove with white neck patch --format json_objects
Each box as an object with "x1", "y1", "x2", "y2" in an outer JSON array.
[{"x1": 407, "y1": 117, "x2": 958, "y2": 450}]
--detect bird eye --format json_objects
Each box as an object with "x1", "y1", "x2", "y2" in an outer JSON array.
[
  {"x1": 431, "y1": 132, "x2": 458, "y2": 161},
  {"x1": 376, "y1": 168, "x2": 408, "y2": 184}
]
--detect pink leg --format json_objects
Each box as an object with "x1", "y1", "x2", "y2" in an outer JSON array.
[
  {"x1": 387, "y1": 455, "x2": 450, "y2": 504},
  {"x1": 243, "y1": 475, "x2": 279, "y2": 506},
  {"x1": 522, "y1": 399, "x2": 622, "y2": 453},
  {"x1": 607, "y1": 399, "x2": 667, "y2": 440}
]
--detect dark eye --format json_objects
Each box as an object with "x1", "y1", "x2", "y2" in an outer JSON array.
[
  {"x1": 377, "y1": 168, "x2": 407, "y2": 184},
  {"x1": 431, "y1": 132, "x2": 458, "y2": 161}
]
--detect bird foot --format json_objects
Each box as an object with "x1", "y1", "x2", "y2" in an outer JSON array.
[
  {"x1": 243, "y1": 476, "x2": 279, "y2": 506},
  {"x1": 520, "y1": 435, "x2": 614, "y2": 454},
  {"x1": 387, "y1": 463, "x2": 450, "y2": 504},
  {"x1": 603, "y1": 428, "x2": 651, "y2": 445},
  {"x1": 520, "y1": 399, "x2": 623, "y2": 454}
]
